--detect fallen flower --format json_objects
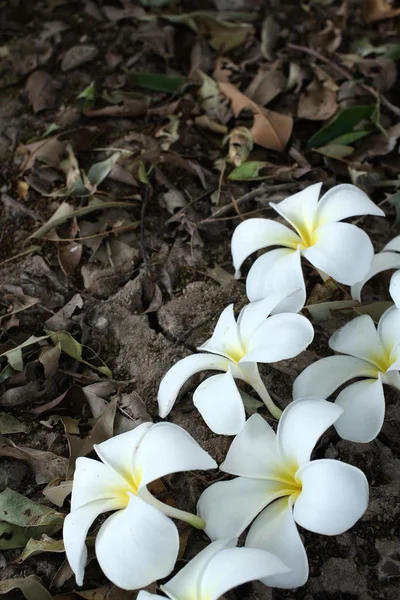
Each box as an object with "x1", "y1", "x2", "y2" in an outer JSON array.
[
  {"x1": 137, "y1": 538, "x2": 290, "y2": 600},
  {"x1": 389, "y1": 270, "x2": 400, "y2": 308},
  {"x1": 351, "y1": 235, "x2": 400, "y2": 302},
  {"x1": 293, "y1": 303, "x2": 400, "y2": 442},
  {"x1": 231, "y1": 183, "x2": 385, "y2": 310},
  {"x1": 158, "y1": 290, "x2": 314, "y2": 432},
  {"x1": 197, "y1": 400, "x2": 368, "y2": 588},
  {"x1": 63, "y1": 422, "x2": 217, "y2": 590}
]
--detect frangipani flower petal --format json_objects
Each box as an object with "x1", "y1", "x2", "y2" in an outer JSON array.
[
  {"x1": 315, "y1": 183, "x2": 385, "y2": 227},
  {"x1": 64, "y1": 498, "x2": 123, "y2": 586},
  {"x1": 334, "y1": 378, "x2": 385, "y2": 443},
  {"x1": 383, "y1": 234, "x2": 400, "y2": 252},
  {"x1": 293, "y1": 355, "x2": 378, "y2": 401},
  {"x1": 200, "y1": 545, "x2": 290, "y2": 600},
  {"x1": 389, "y1": 270, "x2": 400, "y2": 308},
  {"x1": 193, "y1": 370, "x2": 246, "y2": 435},
  {"x1": 246, "y1": 497, "x2": 309, "y2": 589},
  {"x1": 242, "y1": 313, "x2": 314, "y2": 364},
  {"x1": 277, "y1": 399, "x2": 342, "y2": 468},
  {"x1": 231, "y1": 219, "x2": 300, "y2": 277},
  {"x1": 377, "y1": 305, "x2": 400, "y2": 356},
  {"x1": 351, "y1": 251, "x2": 400, "y2": 302},
  {"x1": 136, "y1": 423, "x2": 217, "y2": 489},
  {"x1": 294, "y1": 459, "x2": 369, "y2": 535},
  {"x1": 246, "y1": 248, "x2": 306, "y2": 312},
  {"x1": 270, "y1": 183, "x2": 321, "y2": 234},
  {"x1": 303, "y1": 222, "x2": 374, "y2": 285},
  {"x1": 197, "y1": 477, "x2": 284, "y2": 541},
  {"x1": 137, "y1": 593, "x2": 164, "y2": 600},
  {"x1": 329, "y1": 314, "x2": 382, "y2": 364},
  {"x1": 237, "y1": 287, "x2": 302, "y2": 344},
  {"x1": 94, "y1": 423, "x2": 152, "y2": 484},
  {"x1": 70, "y1": 457, "x2": 128, "y2": 511},
  {"x1": 162, "y1": 538, "x2": 234, "y2": 600},
  {"x1": 199, "y1": 304, "x2": 242, "y2": 359},
  {"x1": 221, "y1": 413, "x2": 283, "y2": 479},
  {"x1": 95, "y1": 493, "x2": 179, "y2": 590},
  {"x1": 158, "y1": 354, "x2": 230, "y2": 418}
]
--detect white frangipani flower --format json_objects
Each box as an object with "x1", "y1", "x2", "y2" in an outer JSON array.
[
  {"x1": 293, "y1": 305, "x2": 400, "y2": 442},
  {"x1": 158, "y1": 290, "x2": 314, "y2": 432},
  {"x1": 137, "y1": 538, "x2": 290, "y2": 600},
  {"x1": 197, "y1": 400, "x2": 369, "y2": 589},
  {"x1": 389, "y1": 269, "x2": 400, "y2": 308},
  {"x1": 63, "y1": 422, "x2": 217, "y2": 590},
  {"x1": 351, "y1": 235, "x2": 400, "y2": 302},
  {"x1": 231, "y1": 183, "x2": 384, "y2": 310}
]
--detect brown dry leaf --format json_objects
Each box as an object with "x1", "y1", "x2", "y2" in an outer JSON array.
[
  {"x1": 58, "y1": 241, "x2": 83, "y2": 276},
  {"x1": 298, "y1": 79, "x2": 338, "y2": 121},
  {"x1": 353, "y1": 122, "x2": 400, "y2": 160},
  {"x1": 25, "y1": 70, "x2": 58, "y2": 113},
  {"x1": 309, "y1": 20, "x2": 342, "y2": 53},
  {"x1": 0, "y1": 436, "x2": 68, "y2": 484},
  {"x1": 260, "y1": 14, "x2": 280, "y2": 60},
  {"x1": 357, "y1": 57, "x2": 397, "y2": 92},
  {"x1": 218, "y1": 81, "x2": 293, "y2": 151},
  {"x1": 17, "y1": 135, "x2": 66, "y2": 173},
  {"x1": 245, "y1": 65, "x2": 286, "y2": 106},
  {"x1": 363, "y1": 0, "x2": 400, "y2": 21}
]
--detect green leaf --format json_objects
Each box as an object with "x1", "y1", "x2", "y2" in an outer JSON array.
[
  {"x1": 131, "y1": 72, "x2": 185, "y2": 93},
  {"x1": 0, "y1": 489, "x2": 64, "y2": 533},
  {"x1": 96, "y1": 365, "x2": 113, "y2": 378},
  {"x1": 29, "y1": 198, "x2": 139, "y2": 239},
  {"x1": 228, "y1": 161, "x2": 269, "y2": 180},
  {"x1": 306, "y1": 300, "x2": 359, "y2": 321},
  {"x1": 314, "y1": 144, "x2": 354, "y2": 159},
  {"x1": 0, "y1": 335, "x2": 50, "y2": 371},
  {"x1": 15, "y1": 535, "x2": 65, "y2": 563},
  {"x1": 0, "y1": 364, "x2": 15, "y2": 384},
  {"x1": 76, "y1": 81, "x2": 96, "y2": 111},
  {"x1": 49, "y1": 331, "x2": 82, "y2": 361},
  {"x1": 0, "y1": 413, "x2": 30, "y2": 434},
  {"x1": 0, "y1": 575, "x2": 53, "y2": 600},
  {"x1": 87, "y1": 152, "x2": 121, "y2": 188},
  {"x1": 330, "y1": 130, "x2": 371, "y2": 145},
  {"x1": 307, "y1": 105, "x2": 377, "y2": 149},
  {"x1": 0, "y1": 522, "x2": 31, "y2": 550}
]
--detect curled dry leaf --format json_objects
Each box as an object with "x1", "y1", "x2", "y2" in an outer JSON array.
[
  {"x1": 298, "y1": 79, "x2": 338, "y2": 121},
  {"x1": 260, "y1": 14, "x2": 280, "y2": 60},
  {"x1": 245, "y1": 65, "x2": 286, "y2": 106},
  {"x1": 0, "y1": 436, "x2": 68, "y2": 484},
  {"x1": 218, "y1": 81, "x2": 293, "y2": 151},
  {"x1": 309, "y1": 19, "x2": 342, "y2": 54},
  {"x1": 224, "y1": 126, "x2": 253, "y2": 166},
  {"x1": 194, "y1": 115, "x2": 228, "y2": 134},
  {"x1": 15, "y1": 535, "x2": 65, "y2": 564},
  {"x1": 0, "y1": 575, "x2": 52, "y2": 600},
  {"x1": 363, "y1": 0, "x2": 400, "y2": 22}
]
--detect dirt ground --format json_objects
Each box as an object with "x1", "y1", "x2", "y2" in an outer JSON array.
[{"x1": 1, "y1": 0, "x2": 400, "y2": 599}]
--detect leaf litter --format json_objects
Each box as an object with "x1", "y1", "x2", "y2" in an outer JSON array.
[{"x1": 2, "y1": 0, "x2": 400, "y2": 597}]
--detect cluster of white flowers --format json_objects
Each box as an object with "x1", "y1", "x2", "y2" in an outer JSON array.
[{"x1": 64, "y1": 183, "x2": 400, "y2": 597}]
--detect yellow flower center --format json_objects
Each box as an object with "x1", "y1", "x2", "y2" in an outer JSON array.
[
  {"x1": 295, "y1": 222, "x2": 319, "y2": 250},
  {"x1": 272, "y1": 461, "x2": 302, "y2": 502},
  {"x1": 367, "y1": 347, "x2": 397, "y2": 375},
  {"x1": 227, "y1": 345, "x2": 246, "y2": 364},
  {"x1": 113, "y1": 469, "x2": 142, "y2": 507}
]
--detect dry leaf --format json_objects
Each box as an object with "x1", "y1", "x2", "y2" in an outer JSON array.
[
  {"x1": 218, "y1": 81, "x2": 293, "y2": 151},
  {"x1": 224, "y1": 126, "x2": 253, "y2": 166},
  {"x1": 0, "y1": 436, "x2": 68, "y2": 484},
  {"x1": 363, "y1": 0, "x2": 400, "y2": 22},
  {"x1": 245, "y1": 65, "x2": 286, "y2": 106},
  {"x1": 298, "y1": 79, "x2": 338, "y2": 121},
  {"x1": 260, "y1": 14, "x2": 280, "y2": 60},
  {"x1": 25, "y1": 70, "x2": 58, "y2": 113},
  {"x1": 309, "y1": 20, "x2": 342, "y2": 54},
  {"x1": 194, "y1": 115, "x2": 228, "y2": 134},
  {"x1": 58, "y1": 241, "x2": 83, "y2": 276}
]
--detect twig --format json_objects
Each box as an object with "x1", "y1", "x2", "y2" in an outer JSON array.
[
  {"x1": 287, "y1": 43, "x2": 400, "y2": 119},
  {"x1": 198, "y1": 182, "x2": 304, "y2": 225}
]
